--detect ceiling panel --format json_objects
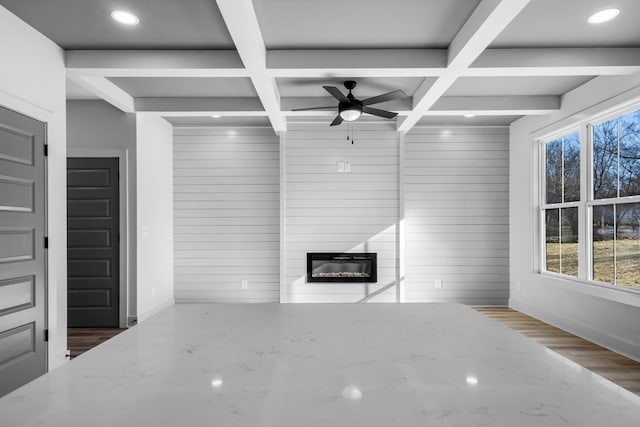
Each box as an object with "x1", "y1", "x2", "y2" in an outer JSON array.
[
  {"x1": 0, "y1": 0, "x2": 235, "y2": 49},
  {"x1": 444, "y1": 76, "x2": 594, "y2": 97},
  {"x1": 492, "y1": 0, "x2": 640, "y2": 47},
  {"x1": 107, "y1": 77, "x2": 258, "y2": 98},
  {"x1": 253, "y1": 0, "x2": 480, "y2": 49},
  {"x1": 415, "y1": 116, "x2": 521, "y2": 127},
  {"x1": 166, "y1": 116, "x2": 272, "y2": 127}
]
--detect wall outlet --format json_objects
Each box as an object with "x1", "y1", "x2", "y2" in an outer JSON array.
[
  {"x1": 515, "y1": 280, "x2": 521, "y2": 292},
  {"x1": 435, "y1": 279, "x2": 443, "y2": 289},
  {"x1": 241, "y1": 279, "x2": 248, "y2": 289},
  {"x1": 151, "y1": 287, "x2": 157, "y2": 297},
  {"x1": 337, "y1": 161, "x2": 351, "y2": 173}
]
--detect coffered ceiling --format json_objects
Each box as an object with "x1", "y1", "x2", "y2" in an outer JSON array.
[{"x1": 1, "y1": 0, "x2": 639, "y2": 131}]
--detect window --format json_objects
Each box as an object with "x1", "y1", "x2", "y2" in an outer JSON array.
[
  {"x1": 542, "y1": 132, "x2": 580, "y2": 277},
  {"x1": 591, "y1": 110, "x2": 640, "y2": 288},
  {"x1": 540, "y1": 107, "x2": 640, "y2": 289}
]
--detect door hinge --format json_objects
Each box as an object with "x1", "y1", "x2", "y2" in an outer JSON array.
[
  {"x1": 44, "y1": 237, "x2": 49, "y2": 249},
  {"x1": 44, "y1": 329, "x2": 49, "y2": 342},
  {"x1": 43, "y1": 144, "x2": 48, "y2": 157}
]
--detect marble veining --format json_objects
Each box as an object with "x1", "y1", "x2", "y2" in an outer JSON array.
[{"x1": 1, "y1": 303, "x2": 639, "y2": 426}]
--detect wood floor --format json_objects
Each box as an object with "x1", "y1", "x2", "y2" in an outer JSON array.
[
  {"x1": 475, "y1": 307, "x2": 640, "y2": 396},
  {"x1": 66, "y1": 308, "x2": 640, "y2": 397},
  {"x1": 67, "y1": 328, "x2": 126, "y2": 358}
]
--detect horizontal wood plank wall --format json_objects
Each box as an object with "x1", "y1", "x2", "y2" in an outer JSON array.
[
  {"x1": 173, "y1": 127, "x2": 280, "y2": 302},
  {"x1": 404, "y1": 127, "x2": 509, "y2": 304},
  {"x1": 285, "y1": 123, "x2": 399, "y2": 303}
]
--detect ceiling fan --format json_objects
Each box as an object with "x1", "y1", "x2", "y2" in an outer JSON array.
[{"x1": 292, "y1": 81, "x2": 406, "y2": 126}]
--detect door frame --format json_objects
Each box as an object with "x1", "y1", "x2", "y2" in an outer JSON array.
[{"x1": 67, "y1": 149, "x2": 129, "y2": 328}]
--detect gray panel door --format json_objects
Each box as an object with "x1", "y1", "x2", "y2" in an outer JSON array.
[
  {"x1": 0, "y1": 106, "x2": 47, "y2": 397},
  {"x1": 67, "y1": 158, "x2": 119, "y2": 327}
]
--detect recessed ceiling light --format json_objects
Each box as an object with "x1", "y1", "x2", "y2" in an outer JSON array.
[
  {"x1": 587, "y1": 8, "x2": 620, "y2": 24},
  {"x1": 341, "y1": 385, "x2": 362, "y2": 400},
  {"x1": 464, "y1": 114, "x2": 476, "y2": 118},
  {"x1": 111, "y1": 10, "x2": 140, "y2": 25},
  {"x1": 211, "y1": 114, "x2": 222, "y2": 118}
]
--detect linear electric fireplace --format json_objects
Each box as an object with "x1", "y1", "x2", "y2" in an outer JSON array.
[{"x1": 307, "y1": 253, "x2": 377, "y2": 283}]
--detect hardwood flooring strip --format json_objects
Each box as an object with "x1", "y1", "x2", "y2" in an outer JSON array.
[
  {"x1": 474, "y1": 306, "x2": 640, "y2": 396},
  {"x1": 67, "y1": 328, "x2": 126, "y2": 358}
]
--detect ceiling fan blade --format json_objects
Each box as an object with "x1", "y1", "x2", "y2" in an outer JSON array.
[
  {"x1": 291, "y1": 106, "x2": 336, "y2": 111},
  {"x1": 330, "y1": 115, "x2": 344, "y2": 126},
  {"x1": 323, "y1": 86, "x2": 349, "y2": 102},
  {"x1": 363, "y1": 106, "x2": 398, "y2": 119},
  {"x1": 361, "y1": 90, "x2": 406, "y2": 106}
]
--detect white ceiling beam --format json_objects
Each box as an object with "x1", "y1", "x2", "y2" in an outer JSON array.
[
  {"x1": 65, "y1": 48, "x2": 640, "y2": 80},
  {"x1": 132, "y1": 95, "x2": 550, "y2": 117},
  {"x1": 430, "y1": 95, "x2": 560, "y2": 115},
  {"x1": 281, "y1": 97, "x2": 413, "y2": 112},
  {"x1": 66, "y1": 50, "x2": 247, "y2": 77},
  {"x1": 267, "y1": 49, "x2": 446, "y2": 77},
  {"x1": 398, "y1": 0, "x2": 531, "y2": 133},
  {"x1": 468, "y1": 48, "x2": 640, "y2": 76},
  {"x1": 285, "y1": 110, "x2": 413, "y2": 117},
  {"x1": 67, "y1": 73, "x2": 134, "y2": 113},
  {"x1": 215, "y1": 0, "x2": 286, "y2": 132},
  {"x1": 135, "y1": 97, "x2": 266, "y2": 115}
]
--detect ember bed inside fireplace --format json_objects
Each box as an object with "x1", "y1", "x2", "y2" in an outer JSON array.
[{"x1": 307, "y1": 253, "x2": 377, "y2": 283}]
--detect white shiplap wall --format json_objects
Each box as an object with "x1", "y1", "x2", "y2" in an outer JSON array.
[
  {"x1": 173, "y1": 127, "x2": 280, "y2": 302},
  {"x1": 284, "y1": 123, "x2": 399, "y2": 303},
  {"x1": 404, "y1": 127, "x2": 509, "y2": 305}
]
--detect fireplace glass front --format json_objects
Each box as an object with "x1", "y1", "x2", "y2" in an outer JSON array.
[{"x1": 307, "y1": 253, "x2": 377, "y2": 283}]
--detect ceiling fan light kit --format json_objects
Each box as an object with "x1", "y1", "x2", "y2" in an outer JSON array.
[
  {"x1": 293, "y1": 80, "x2": 406, "y2": 127},
  {"x1": 339, "y1": 103, "x2": 362, "y2": 121}
]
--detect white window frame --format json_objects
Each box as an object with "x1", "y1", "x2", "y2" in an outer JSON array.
[
  {"x1": 538, "y1": 102, "x2": 640, "y2": 292},
  {"x1": 539, "y1": 128, "x2": 582, "y2": 278},
  {"x1": 587, "y1": 107, "x2": 640, "y2": 287}
]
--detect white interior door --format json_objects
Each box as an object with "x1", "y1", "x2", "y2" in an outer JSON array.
[{"x1": 0, "y1": 105, "x2": 47, "y2": 397}]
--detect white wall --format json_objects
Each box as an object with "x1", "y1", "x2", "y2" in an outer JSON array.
[
  {"x1": 404, "y1": 127, "x2": 509, "y2": 304},
  {"x1": 0, "y1": 6, "x2": 67, "y2": 369},
  {"x1": 173, "y1": 127, "x2": 280, "y2": 302},
  {"x1": 136, "y1": 115, "x2": 175, "y2": 320},
  {"x1": 510, "y1": 73, "x2": 640, "y2": 360},
  {"x1": 284, "y1": 123, "x2": 399, "y2": 303},
  {"x1": 67, "y1": 100, "x2": 137, "y2": 323},
  {"x1": 172, "y1": 122, "x2": 513, "y2": 305}
]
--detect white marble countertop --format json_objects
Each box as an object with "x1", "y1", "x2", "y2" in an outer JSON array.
[{"x1": 1, "y1": 303, "x2": 639, "y2": 426}]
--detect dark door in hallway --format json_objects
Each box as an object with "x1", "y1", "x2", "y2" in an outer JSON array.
[
  {"x1": 0, "y1": 106, "x2": 47, "y2": 397},
  {"x1": 67, "y1": 158, "x2": 119, "y2": 327}
]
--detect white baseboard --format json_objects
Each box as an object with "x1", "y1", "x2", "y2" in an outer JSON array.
[
  {"x1": 510, "y1": 298, "x2": 640, "y2": 362},
  {"x1": 137, "y1": 297, "x2": 175, "y2": 323}
]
